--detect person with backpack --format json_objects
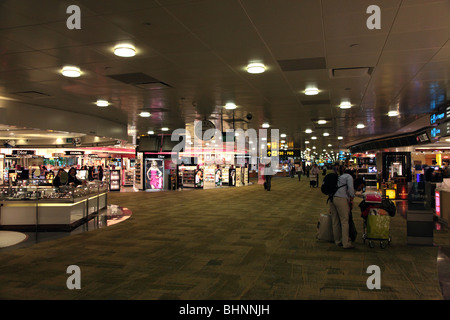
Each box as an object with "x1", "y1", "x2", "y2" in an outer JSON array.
[{"x1": 322, "y1": 170, "x2": 356, "y2": 249}]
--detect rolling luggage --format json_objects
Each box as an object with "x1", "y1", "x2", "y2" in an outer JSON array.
[{"x1": 317, "y1": 213, "x2": 334, "y2": 242}]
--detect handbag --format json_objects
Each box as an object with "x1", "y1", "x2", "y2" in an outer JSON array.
[{"x1": 349, "y1": 211, "x2": 357, "y2": 242}]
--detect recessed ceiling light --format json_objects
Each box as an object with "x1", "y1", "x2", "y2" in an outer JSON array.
[
  {"x1": 328, "y1": 144, "x2": 332, "y2": 147},
  {"x1": 247, "y1": 63, "x2": 266, "y2": 74},
  {"x1": 305, "y1": 141, "x2": 310, "y2": 144},
  {"x1": 318, "y1": 120, "x2": 327, "y2": 124},
  {"x1": 225, "y1": 102, "x2": 237, "y2": 110},
  {"x1": 280, "y1": 134, "x2": 287, "y2": 138},
  {"x1": 338, "y1": 136, "x2": 343, "y2": 140},
  {"x1": 305, "y1": 88, "x2": 319, "y2": 96},
  {"x1": 388, "y1": 111, "x2": 399, "y2": 117},
  {"x1": 446, "y1": 139, "x2": 450, "y2": 142},
  {"x1": 96, "y1": 100, "x2": 109, "y2": 107},
  {"x1": 313, "y1": 146, "x2": 316, "y2": 149},
  {"x1": 262, "y1": 123, "x2": 270, "y2": 128},
  {"x1": 61, "y1": 66, "x2": 81, "y2": 78},
  {"x1": 147, "y1": 130, "x2": 154, "y2": 135},
  {"x1": 357, "y1": 124, "x2": 365, "y2": 129},
  {"x1": 305, "y1": 129, "x2": 312, "y2": 134},
  {"x1": 114, "y1": 44, "x2": 136, "y2": 57},
  {"x1": 311, "y1": 136, "x2": 317, "y2": 140},
  {"x1": 139, "y1": 111, "x2": 151, "y2": 118},
  {"x1": 161, "y1": 127, "x2": 169, "y2": 131},
  {"x1": 339, "y1": 102, "x2": 352, "y2": 109},
  {"x1": 323, "y1": 132, "x2": 329, "y2": 136}
]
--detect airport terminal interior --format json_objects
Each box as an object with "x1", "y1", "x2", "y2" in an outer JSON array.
[{"x1": 0, "y1": 0, "x2": 449, "y2": 302}]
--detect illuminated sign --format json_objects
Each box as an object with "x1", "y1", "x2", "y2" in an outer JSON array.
[
  {"x1": 65, "y1": 151, "x2": 85, "y2": 156},
  {"x1": 431, "y1": 127, "x2": 441, "y2": 139},
  {"x1": 12, "y1": 150, "x2": 35, "y2": 155},
  {"x1": 430, "y1": 112, "x2": 445, "y2": 125},
  {"x1": 435, "y1": 191, "x2": 440, "y2": 217},
  {"x1": 266, "y1": 150, "x2": 300, "y2": 157}
]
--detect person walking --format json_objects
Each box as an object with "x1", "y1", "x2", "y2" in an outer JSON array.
[
  {"x1": 311, "y1": 164, "x2": 320, "y2": 188},
  {"x1": 329, "y1": 170, "x2": 356, "y2": 249},
  {"x1": 297, "y1": 165, "x2": 303, "y2": 181},
  {"x1": 264, "y1": 161, "x2": 273, "y2": 191}
]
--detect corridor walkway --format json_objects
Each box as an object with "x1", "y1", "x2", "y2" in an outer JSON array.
[{"x1": 0, "y1": 177, "x2": 447, "y2": 300}]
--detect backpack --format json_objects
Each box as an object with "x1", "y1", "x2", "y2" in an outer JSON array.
[{"x1": 321, "y1": 173, "x2": 346, "y2": 203}]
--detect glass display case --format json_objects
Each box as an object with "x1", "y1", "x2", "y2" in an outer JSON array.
[{"x1": 0, "y1": 181, "x2": 108, "y2": 230}]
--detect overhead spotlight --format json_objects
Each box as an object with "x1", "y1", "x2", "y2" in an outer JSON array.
[
  {"x1": 318, "y1": 120, "x2": 327, "y2": 124},
  {"x1": 305, "y1": 141, "x2": 310, "y2": 144},
  {"x1": 96, "y1": 100, "x2": 109, "y2": 107},
  {"x1": 225, "y1": 102, "x2": 237, "y2": 110},
  {"x1": 161, "y1": 127, "x2": 169, "y2": 131},
  {"x1": 246, "y1": 62, "x2": 266, "y2": 74},
  {"x1": 328, "y1": 144, "x2": 332, "y2": 147},
  {"x1": 339, "y1": 102, "x2": 352, "y2": 109},
  {"x1": 305, "y1": 88, "x2": 319, "y2": 96},
  {"x1": 305, "y1": 129, "x2": 312, "y2": 134},
  {"x1": 323, "y1": 132, "x2": 329, "y2": 137},
  {"x1": 357, "y1": 123, "x2": 365, "y2": 129},
  {"x1": 114, "y1": 44, "x2": 136, "y2": 57},
  {"x1": 338, "y1": 136, "x2": 343, "y2": 140},
  {"x1": 311, "y1": 136, "x2": 317, "y2": 140},
  {"x1": 262, "y1": 123, "x2": 270, "y2": 128},
  {"x1": 147, "y1": 130, "x2": 154, "y2": 135},
  {"x1": 388, "y1": 111, "x2": 399, "y2": 117},
  {"x1": 280, "y1": 134, "x2": 287, "y2": 138},
  {"x1": 61, "y1": 66, "x2": 81, "y2": 77},
  {"x1": 139, "y1": 111, "x2": 151, "y2": 118}
]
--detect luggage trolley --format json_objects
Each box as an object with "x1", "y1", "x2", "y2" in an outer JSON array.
[{"x1": 359, "y1": 192, "x2": 394, "y2": 249}]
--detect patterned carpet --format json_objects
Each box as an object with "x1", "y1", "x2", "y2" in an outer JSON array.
[{"x1": 0, "y1": 176, "x2": 447, "y2": 300}]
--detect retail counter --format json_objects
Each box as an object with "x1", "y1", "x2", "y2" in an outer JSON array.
[
  {"x1": 435, "y1": 188, "x2": 450, "y2": 225},
  {"x1": 0, "y1": 182, "x2": 108, "y2": 231}
]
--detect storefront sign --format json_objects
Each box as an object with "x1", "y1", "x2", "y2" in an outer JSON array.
[
  {"x1": 416, "y1": 131, "x2": 430, "y2": 144},
  {"x1": 12, "y1": 150, "x2": 35, "y2": 156},
  {"x1": 65, "y1": 151, "x2": 85, "y2": 156},
  {"x1": 88, "y1": 154, "x2": 100, "y2": 158}
]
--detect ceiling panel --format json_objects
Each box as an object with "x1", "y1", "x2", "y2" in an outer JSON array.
[{"x1": 0, "y1": 0, "x2": 448, "y2": 153}]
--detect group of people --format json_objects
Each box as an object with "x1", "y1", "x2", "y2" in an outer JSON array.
[
  {"x1": 328, "y1": 169, "x2": 365, "y2": 249},
  {"x1": 263, "y1": 161, "x2": 366, "y2": 249},
  {"x1": 52, "y1": 166, "x2": 104, "y2": 188}
]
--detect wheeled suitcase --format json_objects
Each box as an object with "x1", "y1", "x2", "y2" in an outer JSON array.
[
  {"x1": 317, "y1": 213, "x2": 334, "y2": 242},
  {"x1": 363, "y1": 212, "x2": 391, "y2": 248}
]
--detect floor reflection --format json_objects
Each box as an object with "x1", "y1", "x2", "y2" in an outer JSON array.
[{"x1": 0, "y1": 205, "x2": 132, "y2": 251}]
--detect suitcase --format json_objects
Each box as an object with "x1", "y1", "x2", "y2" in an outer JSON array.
[{"x1": 317, "y1": 213, "x2": 334, "y2": 242}]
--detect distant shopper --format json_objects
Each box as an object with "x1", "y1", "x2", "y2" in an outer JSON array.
[
  {"x1": 297, "y1": 165, "x2": 303, "y2": 181},
  {"x1": 329, "y1": 170, "x2": 359, "y2": 249},
  {"x1": 88, "y1": 167, "x2": 94, "y2": 181},
  {"x1": 264, "y1": 161, "x2": 273, "y2": 191},
  {"x1": 53, "y1": 168, "x2": 68, "y2": 187},
  {"x1": 97, "y1": 166, "x2": 104, "y2": 181},
  {"x1": 68, "y1": 167, "x2": 82, "y2": 186},
  {"x1": 311, "y1": 164, "x2": 320, "y2": 188},
  {"x1": 290, "y1": 165, "x2": 296, "y2": 178}
]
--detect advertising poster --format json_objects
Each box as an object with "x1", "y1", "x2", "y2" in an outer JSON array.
[
  {"x1": 215, "y1": 168, "x2": 222, "y2": 186},
  {"x1": 229, "y1": 169, "x2": 236, "y2": 186},
  {"x1": 145, "y1": 158, "x2": 164, "y2": 190}
]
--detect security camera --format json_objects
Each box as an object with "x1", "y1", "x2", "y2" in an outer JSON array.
[{"x1": 246, "y1": 113, "x2": 253, "y2": 121}]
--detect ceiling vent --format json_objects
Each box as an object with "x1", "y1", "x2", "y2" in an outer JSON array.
[
  {"x1": 107, "y1": 72, "x2": 172, "y2": 90},
  {"x1": 12, "y1": 91, "x2": 51, "y2": 99},
  {"x1": 278, "y1": 57, "x2": 326, "y2": 71},
  {"x1": 330, "y1": 67, "x2": 373, "y2": 78}
]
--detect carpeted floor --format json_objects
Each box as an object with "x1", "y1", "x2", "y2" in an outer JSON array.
[{"x1": 0, "y1": 177, "x2": 447, "y2": 300}]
